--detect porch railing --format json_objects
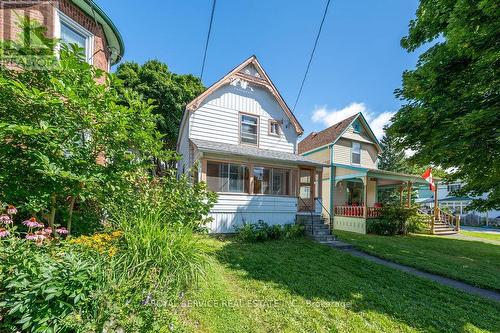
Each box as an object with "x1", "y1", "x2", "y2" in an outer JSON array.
[{"x1": 334, "y1": 206, "x2": 381, "y2": 218}]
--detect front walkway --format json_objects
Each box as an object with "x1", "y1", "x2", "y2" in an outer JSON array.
[
  {"x1": 327, "y1": 240, "x2": 500, "y2": 303},
  {"x1": 445, "y1": 233, "x2": 500, "y2": 246}
]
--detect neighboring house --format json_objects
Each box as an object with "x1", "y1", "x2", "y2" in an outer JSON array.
[
  {"x1": 417, "y1": 182, "x2": 500, "y2": 224},
  {"x1": 298, "y1": 113, "x2": 431, "y2": 234},
  {"x1": 0, "y1": 0, "x2": 124, "y2": 71},
  {"x1": 177, "y1": 56, "x2": 325, "y2": 233}
]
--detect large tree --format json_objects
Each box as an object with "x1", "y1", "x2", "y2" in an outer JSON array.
[
  {"x1": 389, "y1": 0, "x2": 499, "y2": 211},
  {"x1": 114, "y1": 61, "x2": 205, "y2": 153},
  {"x1": 0, "y1": 42, "x2": 164, "y2": 234}
]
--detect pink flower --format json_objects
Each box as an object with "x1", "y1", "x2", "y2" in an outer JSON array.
[
  {"x1": 7, "y1": 205, "x2": 17, "y2": 215},
  {"x1": 0, "y1": 228, "x2": 9, "y2": 238},
  {"x1": 35, "y1": 231, "x2": 47, "y2": 240},
  {"x1": 23, "y1": 217, "x2": 43, "y2": 228},
  {"x1": 0, "y1": 214, "x2": 12, "y2": 225},
  {"x1": 25, "y1": 233, "x2": 37, "y2": 240},
  {"x1": 56, "y1": 227, "x2": 69, "y2": 235},
  {"x1": 43, "y1": 227, "x2": 53, "y2": 234}
]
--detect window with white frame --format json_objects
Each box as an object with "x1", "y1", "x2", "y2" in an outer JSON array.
[
  {"x1": 240, "y1": 114, "x2": 258, "y2": 145},
  {"x1": 269, "y1": 120, "x2": 281, "y2": 136},
  {"x1": 58, "y1": 12, "x2": 94, "y2": 64},
  {"x1": 351, "y1": 142, "x2": 361, "y2": 164}
]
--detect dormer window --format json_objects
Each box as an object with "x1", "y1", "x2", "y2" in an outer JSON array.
[
  {"x1": 352, "y1": 142, "x2": 361, "y2": 164},
  {"x1": 269, "y1": 120, "x2": 281, "y2": 136},
  {"x1": 240, "y1": 114, "x2": 258, "y2": 145}
]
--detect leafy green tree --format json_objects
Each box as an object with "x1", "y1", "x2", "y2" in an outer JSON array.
[
  {"x1": 0, "y1": 39, "x2": 164, "y2": 233},
  {"x1": 390, "y1": 0, "x2": 499, "y2": 211},
  {"x1": 114, "y1": 60, "x2": 205, "y2": 156}
]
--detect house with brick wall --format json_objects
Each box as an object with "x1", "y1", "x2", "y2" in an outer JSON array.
[{"x1": 0, "y1": 0, "x2": 124, "y2": 71}]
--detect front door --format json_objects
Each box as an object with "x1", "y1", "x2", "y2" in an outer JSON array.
[{"x1": 298, "y1": 168, "x2": 314, "y2": 211}]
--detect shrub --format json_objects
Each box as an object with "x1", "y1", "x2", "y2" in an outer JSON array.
[
  {"x1": 0, "y1": 237, "x2": 102, "y2": 332},
  {"x1": 367, "y1": 205, "x2": 418, "y2": 236},
  {"x1": 234, "y1": 221, "x2": 304, "y2": 242},
  {"x1": 407, "y1": 213, "x2": 431, "y2": 234}
]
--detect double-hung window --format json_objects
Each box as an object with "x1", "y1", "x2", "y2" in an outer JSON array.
[
  {"x1": 206, "y1": 161, "x2": 249, "y2": 193},
  {"x1": 240, "y1": 114, "x2": 258, "y2": 145},
  {"x1": 351, "y1": 142, "x2": 361, "y2": 164},
  {"x1": 269, "y1": 120, "x2": 280, "y2": 136}
]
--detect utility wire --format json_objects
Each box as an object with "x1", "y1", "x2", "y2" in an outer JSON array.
[
  {"x1": 200, "y1": 0, "x2": 217, "y2": 80},
  {"x1": 292, "y1": 0, "x2": 331, "y2": 112}
]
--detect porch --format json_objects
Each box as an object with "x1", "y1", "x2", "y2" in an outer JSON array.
[{"x1": 328, "y1": 167, "x2": 432, "y2": 234}]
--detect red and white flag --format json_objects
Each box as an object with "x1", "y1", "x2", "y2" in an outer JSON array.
[{"x1": 421, "y1": 168, "x2": 436, "y2": 191}]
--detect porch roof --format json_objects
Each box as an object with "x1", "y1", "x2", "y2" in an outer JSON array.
[
  {"x1": 367, "y1": 169, "x2": 431, "y2": 185},
  {"x1": 191, "y1": 139, "x2": 327, "y2": 167}
]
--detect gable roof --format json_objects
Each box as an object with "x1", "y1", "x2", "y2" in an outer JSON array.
[
  {"x1": 298, "y1": 114, "x2": 357, "y2": 154},
  {"x1": 298, "y1": 112, "x2": 382, "y2": 154},
  {"x1": 185, "y1": 55, "x2": 304, "y2": 135}
]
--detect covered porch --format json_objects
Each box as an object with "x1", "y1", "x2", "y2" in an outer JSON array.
[{"x1": 331, "y1": 168, "x2": 431, "y2": 234}]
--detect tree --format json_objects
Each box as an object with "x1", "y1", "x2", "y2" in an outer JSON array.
[
  {"x1": 389, "y1": 0, "x2": 499, "y2": 211},
  {"x1": 379, "y1": 125, "x2": 411, "y2": 173},
  {"x1": 0, "y1": 38, "x2": 164, "y2": 233},
  {"x1": 114, "y1": 61, "x2": 205, "y2": 156}
]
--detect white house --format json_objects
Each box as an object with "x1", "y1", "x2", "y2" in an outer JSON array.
[{"x1": 177, "y1": 56, "x2": 325, "y2": 233}]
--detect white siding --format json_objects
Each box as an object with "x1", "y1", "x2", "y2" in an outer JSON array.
[
  {"x1": 177, "y1": 119, "x2": 190, "y2": 175},
  {"x1": 207, "y1": 194, "x2": 298, "y2": 233},
  {"x1": 189, "y1": 84, "x2": 297, "y2": 154}
]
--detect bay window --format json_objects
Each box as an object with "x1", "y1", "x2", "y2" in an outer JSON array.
[{"x1": 58, "y1": 11, "x2": 94, "y2": 64}]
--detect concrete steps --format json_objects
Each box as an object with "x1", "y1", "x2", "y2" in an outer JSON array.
[{"x1": 297, "y1": 214, "x2": 337, "y2": 243}]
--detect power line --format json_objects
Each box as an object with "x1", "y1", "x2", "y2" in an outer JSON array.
[
  {"x1": 292, "y1": 0, "x2": 331, "y2": 112},
  {"x1": 200, "y1": 0, "x2": 217, "y2": 80}
]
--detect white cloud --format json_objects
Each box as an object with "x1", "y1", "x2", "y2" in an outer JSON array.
[{"x1": 311, "y1": 102, "x2": 395, "y2": 139}]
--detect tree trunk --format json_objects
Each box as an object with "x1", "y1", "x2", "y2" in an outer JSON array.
[
  {"x1": 49, "y1": 193, "x2": 57, "y2": 236},
  {"x1": 67, "y1": 195, "x2": 76, "y2": 235}
]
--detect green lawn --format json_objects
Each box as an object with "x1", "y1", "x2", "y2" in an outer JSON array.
[
  {"x1": 335, "y1": 230, "x2": 500, "y2": 291},
  {"x1": 181, "y1": 237, "x2": 500, "y2": 332},
  {"x1": 461, "y1": 230, "x2": 500, "y2": 242}
]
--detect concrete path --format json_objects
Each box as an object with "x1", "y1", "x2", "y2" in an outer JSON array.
[
  {"x1": 446, "y1": 233, "x2": 500, "y2": 246},
  {"x1": 461, "y1": 226, "x2": 500, "y2": 234},
  {"x1": 326, "y1": 241, "x2": 500, "y2": 303}
]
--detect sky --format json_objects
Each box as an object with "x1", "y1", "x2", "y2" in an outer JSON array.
[{"x1": 98, "y1": 0, "x2": 422, "y2": 140}]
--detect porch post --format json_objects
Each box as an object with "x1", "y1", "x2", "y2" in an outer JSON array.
[
  {"x1": 363, "y1": 176, "x2": 368, "y2": 218},
  {"x1": 200, "y1": 159, "x2": 207, "y2": 182},
  {"x1": 399, "y1": 186, "x2": 403, "y2": 205},
  {"x1": 432, "y1": 182, "x2": 439, "y2": 223},
  {"x1": 406, "y1": 181, "x2": 412, "y2": 207}
]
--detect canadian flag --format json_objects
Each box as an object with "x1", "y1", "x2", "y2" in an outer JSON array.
[{"x1": 421, "y1": 168, "x2": 436, "y2": 191}]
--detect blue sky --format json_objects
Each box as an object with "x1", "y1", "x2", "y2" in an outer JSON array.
[{"x1": 98, "y1": 0, "x2": 422, "y2": 139}]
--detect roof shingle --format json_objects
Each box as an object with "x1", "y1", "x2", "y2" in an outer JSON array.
[{"x1": 298, "y1": 114, "x2": 358, "y2": 154}]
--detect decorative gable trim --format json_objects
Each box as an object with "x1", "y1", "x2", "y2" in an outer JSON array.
[
  {"x1": 185, "y1": 55, "x2": 304, "y2": 135},
  {"x1": 334, "y1": 113, "x2": 382, "y2": 153}
]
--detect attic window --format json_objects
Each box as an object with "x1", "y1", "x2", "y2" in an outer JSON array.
[
  {"x1": 269, "y1": 120, "x2": 281, "y2": 136},
  {"x1": 353, "y1": 121, "x2": 361, "y2": 133}
]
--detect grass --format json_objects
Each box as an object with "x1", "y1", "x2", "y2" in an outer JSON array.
[
  {"x1": 461, "y1": 230, "x2": 500, "y2": 242},
  {"x1": 181, "y1": 237, "x2": 500, "y2": 332},
  {"x1": 335, "y1": 230, "x2": 500, "y2": 291}
]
